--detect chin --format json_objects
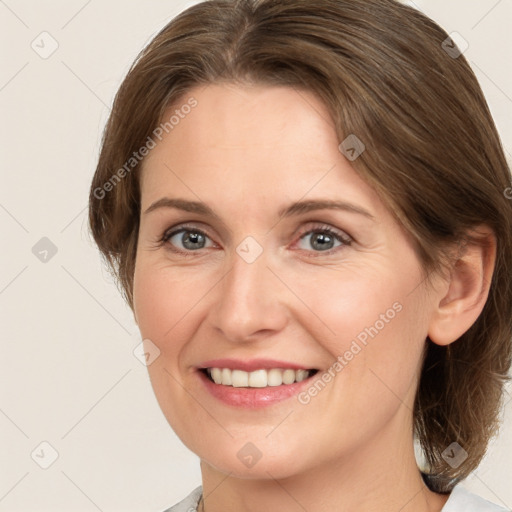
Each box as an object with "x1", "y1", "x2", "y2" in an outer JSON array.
[{"x1": 200, "y1": 451, "x2": 308, "y2": 480}]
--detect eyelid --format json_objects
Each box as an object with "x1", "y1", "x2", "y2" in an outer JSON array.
[
  {"x1": 293, "y1": 222, "x2": 352, "y2": 243},
  {"x1": 160, "y1": 223, "x2": 216, "y2": 246},
  {"x1": 290, "y1": 223, "x2": 353, "y2": 257}
]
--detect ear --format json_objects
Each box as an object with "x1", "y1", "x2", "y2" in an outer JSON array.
[{"x1": 428, "y1": 225, "x2": 497, "y2": 346}]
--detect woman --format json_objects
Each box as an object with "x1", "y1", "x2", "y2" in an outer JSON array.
[{"x1": 88, "y1": 0, "x2": 512, "y2": 510}]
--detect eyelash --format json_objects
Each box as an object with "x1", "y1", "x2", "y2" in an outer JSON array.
[{"x1": 155, "y1": 222, "x2": 353, "y2": 258}]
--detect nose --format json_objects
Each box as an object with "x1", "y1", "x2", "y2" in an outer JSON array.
[{"x1": 207, "y1": 244, "x2": 289, "y2": 343}]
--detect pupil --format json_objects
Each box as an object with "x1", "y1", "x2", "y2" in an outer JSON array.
[
  {"x1": 313, "y1": 233, "x2": 333, "y2": 251},
  {"x1": 184, "y1": 232, "x2": 204, "y2": 249}
]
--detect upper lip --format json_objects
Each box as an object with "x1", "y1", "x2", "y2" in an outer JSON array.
[{"x1": 198, "y1": 358, "x2": 316, "y2": 372}]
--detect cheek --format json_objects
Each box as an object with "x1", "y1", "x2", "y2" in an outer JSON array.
[
  {"x1": 133, "y1": 262, "x2": 207, "y2": 347},
  {"x1": 296, "y1": 256, "x2": 427, "y2": 403},
  {"x1": 286, "y1": 260, "x2": 409, "y2": 352},
  {"x1": 133, "y1": 262, "x2": 203, "y2": 424}
]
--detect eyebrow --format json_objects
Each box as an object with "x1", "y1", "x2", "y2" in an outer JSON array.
[{"x1": 143, "y1": 197, "x2": 375, "y2": 221}]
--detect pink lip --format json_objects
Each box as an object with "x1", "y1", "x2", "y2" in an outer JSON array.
[
  {"x1": 196, "y1": 369, "x2": 316, "y2": 408},
  {"x1": 198, "y1": 358, "x2": 314, "y2": 372}
]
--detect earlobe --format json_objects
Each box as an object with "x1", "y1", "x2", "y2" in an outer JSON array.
[{"x1": 428, "y1": 225, "x2": 496, "y2": 346}]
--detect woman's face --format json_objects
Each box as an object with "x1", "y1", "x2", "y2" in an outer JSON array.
[{"x1": 133, "y1": 83, "x2": 438, "y2": 479}]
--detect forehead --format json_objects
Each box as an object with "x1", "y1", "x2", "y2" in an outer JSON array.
[
  {"x1": 143, "y1": 83, "x2": 338, "y2": 162},
  {"x1": 139, "y1": 83, "x2": 383, "y2": 215}
]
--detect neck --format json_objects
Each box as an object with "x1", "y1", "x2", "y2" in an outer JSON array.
[{"x1": 198, "y1": 415, "x2": 450, "y2": 512}]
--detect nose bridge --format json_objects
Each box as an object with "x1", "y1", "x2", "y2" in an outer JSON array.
[{"x1": 210, "y1": 239, "x2": 288, "y2": 341}]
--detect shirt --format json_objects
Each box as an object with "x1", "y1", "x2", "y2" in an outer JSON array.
[{"x1": 162, "y1": 484, "x2": 510, "y2": 512}]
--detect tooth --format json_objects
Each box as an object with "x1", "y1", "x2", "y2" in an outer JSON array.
[
  {"x1": 231, "y1": 369, "x2": 249, "y2": 387},
  {"x1": 221, "y1": 368, "x2": 232, "y2": 385},
  {"x1": 211, "y1": 367, "x2": 222, "y2": 384},
  {"x1": 296, "y1": 369, "x2": 309, "y2": 382},
  {"x1": 207, "y1": 367, "x2": 314, "y2": 387},
  {"x1": 282, "y1": 369, "x2": 296, "y2": 385},
  {"x1": 248, "y1": 369, "x2": 267, "y2": 387},
  {"x1": 267, "y1": 368, "x2": 283, "y2": 386}
]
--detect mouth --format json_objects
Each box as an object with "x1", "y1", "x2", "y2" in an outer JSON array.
[
  {"x1": 200, "y1": 367, "x2": 319, "y2": 388},
  {"x1": 195, "y1": 358, "x2": 322, "y2": 408}
]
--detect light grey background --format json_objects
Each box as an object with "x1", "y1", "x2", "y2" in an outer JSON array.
[{"x1": 1, "y1": 1, "x2": 511, "y2": 511}]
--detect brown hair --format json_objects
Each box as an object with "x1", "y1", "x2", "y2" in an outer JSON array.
[{"x1": 88, "y1": 0, "x2": 512, "y2": 492}]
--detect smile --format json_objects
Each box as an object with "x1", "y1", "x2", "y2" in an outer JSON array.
[
  {"x1": 204, "y1": 367, "x2": 318, "y2": 387},
  {"x1": 196, "y1": 358, "x2": 322, "y2": 407}
]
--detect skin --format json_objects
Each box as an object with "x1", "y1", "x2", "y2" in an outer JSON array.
[{"x1": 132, "y1": 83, "x2": 496, "y2": 512}]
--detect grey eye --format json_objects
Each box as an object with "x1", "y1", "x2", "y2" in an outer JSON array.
[
  {"x1": 168, "y1": 230, "x2": 212, "y2": 251},
  {"x1": 298, "y1": 231, "x2": 343, "y2": 252}
]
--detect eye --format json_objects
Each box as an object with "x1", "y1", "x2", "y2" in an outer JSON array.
[
  {"x1": 156, "y1": 222, "x2": 352, "y2": 257},
  {"x1": 161, "y1": 225, "x2": 216, "y2": 254},
  {"x1": 294, "y1": 224, "x2": 352, "y2": 254}
]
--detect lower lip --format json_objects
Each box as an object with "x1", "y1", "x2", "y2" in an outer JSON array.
[{"x1": 197, "y1": 370, "x2": 315, "y2": 408}]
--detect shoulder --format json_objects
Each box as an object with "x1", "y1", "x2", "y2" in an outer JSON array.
[
  {"x1": 442, "y1": 485, "x2": 510, "y2": 512},
  {"x1": 160, "y1": 486, "x2": 202, "y2": 512}
]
